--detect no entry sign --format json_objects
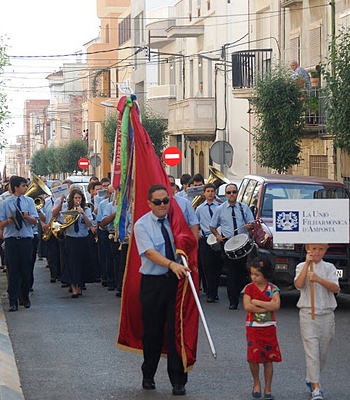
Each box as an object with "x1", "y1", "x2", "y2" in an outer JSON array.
[
  {"x1": 162, "y1": 147, "x2": 182, "y2": 166},
  {"x1": 78, "y1": 158, "x2": 90, "y2": 170}
]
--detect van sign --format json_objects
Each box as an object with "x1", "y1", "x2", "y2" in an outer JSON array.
[{"x1": 273, "y1": 199, "x2": 349, "y2": 243}]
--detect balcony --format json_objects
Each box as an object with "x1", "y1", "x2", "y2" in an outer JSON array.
[
  {"x1": 231, "y1": 49, "x2": 272, "y2": 99},
  {"x1": 280, "y1": 0, "x2": 303, "y2": 7},
  {"x1": 147, "y1": 85, "x2": 176, "y2": 99},
  {"x1": 146, "y1": 7, "x2": 176, "y2": 48},
  {"x1": 168, "y1": 98, "x2": 215, "y2": 140}
]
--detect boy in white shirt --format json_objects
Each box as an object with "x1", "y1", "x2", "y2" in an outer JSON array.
[{"x1": 294, "y1": 244, "x2": 339, "y2": 400}]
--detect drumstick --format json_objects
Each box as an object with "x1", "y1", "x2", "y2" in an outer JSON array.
[{"x1": 309, "y1": 261, "x2": 315, "y2": 320}]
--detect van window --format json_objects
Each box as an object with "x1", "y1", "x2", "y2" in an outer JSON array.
[
  {"x1": 242, "y1": 180, "x2": 258, "y2": 205},
  {"x1": 260, "y1": 183, "x2": 350, "y2": 218}
]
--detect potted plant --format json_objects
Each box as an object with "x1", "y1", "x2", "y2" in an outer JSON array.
[{"x1": 310, "y1": 71, "x2": 320, "y2": 87}]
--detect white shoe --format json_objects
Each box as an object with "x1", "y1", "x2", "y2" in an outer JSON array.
[{"x1": 311, "y1": 388, "x2": 323, "y2": 400}]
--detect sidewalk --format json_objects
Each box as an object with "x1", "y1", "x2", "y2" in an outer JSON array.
[{"x1": 0, "y1": 271, "x2": 25, "y2": 400}]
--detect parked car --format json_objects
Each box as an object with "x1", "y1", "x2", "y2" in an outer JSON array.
[
  {"x1": 216, "y1": 180, "x2": 242, "y2": 202},
  {"x1": 237, "y1": 174, "x2": 350, "y2": 292}
]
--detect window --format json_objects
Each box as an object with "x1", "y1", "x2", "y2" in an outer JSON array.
[
  {"x1": 118, "y1": 15, "x2": 131, "y2": 46},
  {"x1": 105, "y1": 24, "x2": 109, "y2": 44},
  {"x1": 309, "y1": 155, "x2": 328, "y2": 178}
]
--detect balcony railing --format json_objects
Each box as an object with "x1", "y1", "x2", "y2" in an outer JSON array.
[
  {"x1": 232, "y1": 49, "x2": 272, "y2": 89},
  {"x1": 303, "y1": 88, "x2": 326, "y2": 135}
]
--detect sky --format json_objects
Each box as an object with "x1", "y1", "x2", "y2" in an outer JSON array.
[{"x1": 0, "y1": 0, "x2": 101, "y2": 153}]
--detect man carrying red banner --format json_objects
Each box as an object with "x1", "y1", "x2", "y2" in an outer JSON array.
[
  {"x1": 134, "y1": 184, "x2": 191, "y2": 395},
  {"x1": 115, "y1": 95, "x2": 199, "y2": 397}
]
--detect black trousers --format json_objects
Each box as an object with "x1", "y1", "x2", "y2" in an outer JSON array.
[
  {"x1": 223, "y1": 253, "x2": 248, "y2": 307},
  {"x1": 98, "y1": 230, "x2": 115, "y2": 286},
  {"x1": 139, "y1": 273, "x2": 187, "y2": 386},
  {"x1": 116, "y1": 242, "x2": 128, "y2": 292},
  {"x1": 29, "y1": 234, "x2": 39, "y2": 289},
  {"x1": 47, "y1": 235, "x2": 61, "y2": 280},
  {"x1": 198, "y1": 237, "x2": 222, "y2": 299},
  {"x1": 5, "y1": 237, "x2": 33, "y2": 306}
]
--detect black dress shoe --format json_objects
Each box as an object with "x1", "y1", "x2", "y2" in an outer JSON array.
[
  {"x1": 23, "y1": 300, "x2": 31, "y2": 309},
  {"x1": 50, "y1": 278, "x2": 56, "y2": 283},
  {"x1": 9, "y1": 304, "x2": 18, "y2": 312},
  {"x1": 71, "y1": 294, "x2": 79, "y2": 298},
  {"x1": 172, "y1": 383, "x2": 186, "y2": 396},
  {"x1": 206, "y1": 297, "x2": 215, "y2": 303},
  {"x1": 101, "y1": 281, "x2": 108, "y2": 287},
  {"x1": 142, "y1": 379, "x2": 156, "y2": 390},
  {"x1": 229, "y1": 304, "x2": 238, "y2": 310},
  {"x1": 115, "y1": 291, "x2": 122, "y2": 297}
]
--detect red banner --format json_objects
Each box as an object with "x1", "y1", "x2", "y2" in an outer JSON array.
[{"x1": 117, "y1": 97, "x2": 199, "y2": 372}]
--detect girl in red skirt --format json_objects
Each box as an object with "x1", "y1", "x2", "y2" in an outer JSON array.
[{"x1": 242, "y1": 256, "x2": 282, "y2": 400}]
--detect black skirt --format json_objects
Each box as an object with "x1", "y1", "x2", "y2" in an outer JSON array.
[{"x1": 64, "y1": 236, "x2": 95, "y2": 285}]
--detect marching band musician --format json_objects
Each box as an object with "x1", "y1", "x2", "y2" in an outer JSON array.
[
  {"x1": 96, "y1": 184, "x2": 115, "y2": 289},
  {"x1": 60, "y1": 188, "x2": 93, "y2": 298},
  {"x1": 196, "y1": 183, "x2": 222, "y2": 303},
  {"x1": 100, "y1": 191, "x2": 121, "y2": 293},
  {"x1": 51, "y1": 179, "x2": 73, "y2": 289},
  {"x1": 0, "y1": 176, "x2": 39, "y2": 311},
  {"x1": 41, "y1": 180, "x2": 62, "y2": 283},
  {"x1": 210, "y1": 183, "x2": 254, "y2": 310}
]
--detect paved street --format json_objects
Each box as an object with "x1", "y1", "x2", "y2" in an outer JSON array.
[{"x1": 1, "y1": 259, "x2": 350, "y2": 400}]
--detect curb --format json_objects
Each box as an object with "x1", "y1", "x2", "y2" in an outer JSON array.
[{"x1": 0, "y1": 282, "x2": 25, "y2": 400}]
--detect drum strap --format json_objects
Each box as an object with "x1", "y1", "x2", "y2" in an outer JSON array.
[{"x1": 238, "y1": 202, "x2": 247, "y2": 225}]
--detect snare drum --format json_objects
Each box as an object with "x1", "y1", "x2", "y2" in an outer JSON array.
[
  {"x1": 206, "y1": 233, "x2": 221, "y2": 251},
  {"x1": 224, "y1": 234, "x2": 254, "y2": 260}
]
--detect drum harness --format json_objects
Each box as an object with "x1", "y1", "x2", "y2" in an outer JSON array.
[{"x1": 223, "y1": 202, "x2": 247, "y2": 242}]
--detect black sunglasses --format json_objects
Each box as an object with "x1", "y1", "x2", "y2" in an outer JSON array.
[
  {"x1": 150, "y1": 197, "x2": 170, "y2": 206},
  {"x1": 170, "y1": 182, "x2": 175, "y2": 186},
  {"x1": 226, "y1": 190, "x2": 237, "y2": 195}
]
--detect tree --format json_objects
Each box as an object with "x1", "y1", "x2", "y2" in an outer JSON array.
[
  {"x1": 322, "y1": 27, "x2": 350, "y2": 153},
  {"x1": 103, "y1": 105, "x2": 168, "y2": 162},
  {"x1": 61, "y1": 139, "x2": 89, "y2": 173},
  {"x1": 103, "y1": 112, "x2": 118, "y2": 163},
  {"x1": 251, "y1": 65, "x2": 305, "y2": 173},
  {"x1": 31, "y1": 149, "x2": 49, "y2": 176},
  {"x1": 0, "y1": 36, "x2": 10, "y2": 149},
  {"x1": 31, "y1": 140, "x2": 88, "y2": 175}
]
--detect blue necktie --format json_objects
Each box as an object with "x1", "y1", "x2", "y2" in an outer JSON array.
[
  {"x1": 158, "y1": 218, "x2": 175, "y2": 261},
  {"x1": 15, "y1": 197, "x2": 23, "y2": 230},
  {"x1": 231, "y1": 206, "x2": 237, "y2": 236},
  {"x1": 74, "y1": 218, "x2": 79, "y2": 233},
  {"x1": 207, "y1": 203, "x2": 213, "y2": 217}
]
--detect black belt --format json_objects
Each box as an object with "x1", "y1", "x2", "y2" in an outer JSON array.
[{"x1": 6, "y1": 237, "x2": 31, "y2": 240}]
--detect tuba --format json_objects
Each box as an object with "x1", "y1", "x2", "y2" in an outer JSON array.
[
  {"x1": 191, "y1": 166, "x2": 230, "y2": 209},
  {"x1": 26, "y1": 174, "x2": 51, "y2": 210}
]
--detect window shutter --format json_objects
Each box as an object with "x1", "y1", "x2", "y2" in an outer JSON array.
[{"x1": 309, "y1": 25, "x2": 321, "y2": 66}]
